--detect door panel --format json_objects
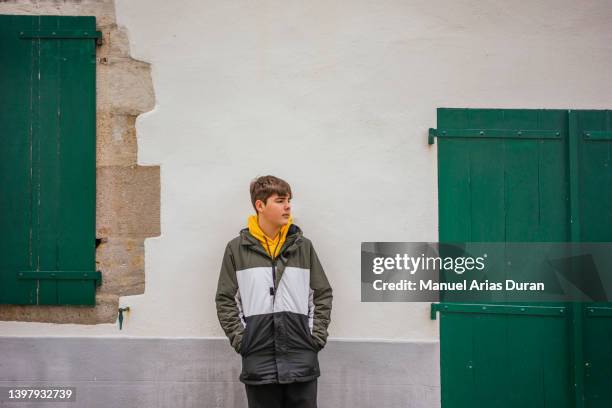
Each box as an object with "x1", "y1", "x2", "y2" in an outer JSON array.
[{"x1": 573, "y1": 110, "x2": 612, "y2": 407}]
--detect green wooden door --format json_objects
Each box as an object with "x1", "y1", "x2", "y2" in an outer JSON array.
[
  {"x1": 0, "y1": 15, "x2": 101, "y2": 305},
  {"x1": 432, "y1": 109, "x2": 612, "y2": 408}
]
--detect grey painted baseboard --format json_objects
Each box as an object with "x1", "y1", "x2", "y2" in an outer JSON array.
[{"x1": 0, "y1": 337, "x2": 440, "y2": 408}]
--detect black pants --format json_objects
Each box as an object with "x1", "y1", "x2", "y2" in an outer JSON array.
[{"x1": 245, "y1": 379, "x2": 317, "y2": 408}]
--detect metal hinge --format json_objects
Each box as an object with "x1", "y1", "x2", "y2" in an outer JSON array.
[{"x1": 430, "y1": 303, "x2": 440, "y2": 320}]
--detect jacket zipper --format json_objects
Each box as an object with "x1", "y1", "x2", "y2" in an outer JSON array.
[
  {"x1": 270, "y1": 259, "x2": 277, "y2": 300},
  {"x1": 264, "y1": 237, "x2": 280, "y2": 302}
]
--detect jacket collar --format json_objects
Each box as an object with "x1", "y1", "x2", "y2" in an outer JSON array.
[{"x1": 240, "y1": 224, "x2": 303, "y2": 260}]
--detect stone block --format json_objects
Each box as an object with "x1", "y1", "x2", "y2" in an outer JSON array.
[
  {"x1": 97, "y1": 24, "x2": 131, "y2": 59},
  {"x1": 96, "y1": 166, "x2": 161, "y2": 238},
  {"x1": 96, "y1": 238, "x2": 145, "y2": 296},
  {"x1": 97, "y1": 112, "x2": 138, "y2": 166},
  {"x1": 97, "y1": 60, "x2": 155, "y2": 115}
]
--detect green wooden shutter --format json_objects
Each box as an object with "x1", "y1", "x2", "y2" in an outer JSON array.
[
  {"x1": 0, "y1": 15, "x2": 101, "y2": 306},
  {"x1": 431, "y1": 108, "x2": 612, "y2": 408}
]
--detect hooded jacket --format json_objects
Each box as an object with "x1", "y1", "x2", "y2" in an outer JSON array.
[{"x1": 215, "y1": 223, "x2": 333, "y2": 385}]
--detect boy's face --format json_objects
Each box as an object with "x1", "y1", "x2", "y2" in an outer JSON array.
[{"x1": 256, "y1": 194, "x2": 291, "y2": 227}]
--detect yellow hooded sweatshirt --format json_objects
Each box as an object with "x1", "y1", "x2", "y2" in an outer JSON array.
[{"x1": 247, "y1": 214, "x2": 293, "y2": 259}]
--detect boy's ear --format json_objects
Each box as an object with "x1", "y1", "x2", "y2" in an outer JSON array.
[{"x1": 255, "y1": 199, "x2": 266, "y2": 213}]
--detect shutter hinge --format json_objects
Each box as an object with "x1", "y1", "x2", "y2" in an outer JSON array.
[
  {"x1": 428, "y1": 128, "x2": 438, "y2": 145},
  {"x1": 430, "y1": 303, "x2": 440, "y2": 319}
]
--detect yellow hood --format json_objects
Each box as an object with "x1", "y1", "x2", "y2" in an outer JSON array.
[{"x1": 247, "y1": 214, "x2": 293, "y2": 259}]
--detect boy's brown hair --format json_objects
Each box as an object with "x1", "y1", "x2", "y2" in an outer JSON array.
[{"x1": 250, "y1": 175, "x2": 292, "y2": 211}]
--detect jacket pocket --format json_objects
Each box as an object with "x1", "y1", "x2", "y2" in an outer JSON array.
[
  {"x1": 239, "y1": 325, "x2": 249, "y2": 356},
  {"x1": 309, "y1": 333, "x2": 323, "y2": 351},
  {"x1": 301, "y1": 318, "x2": 320, "y2": 352}
]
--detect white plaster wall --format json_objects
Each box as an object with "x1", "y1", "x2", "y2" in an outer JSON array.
[{"x1": 2, "y1": 0, "x2": 612, "y2": 339}]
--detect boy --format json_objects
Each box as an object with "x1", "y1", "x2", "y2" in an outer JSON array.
[{"x1": 215, "y1": 175, "x2": 333, "y2": 408}]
